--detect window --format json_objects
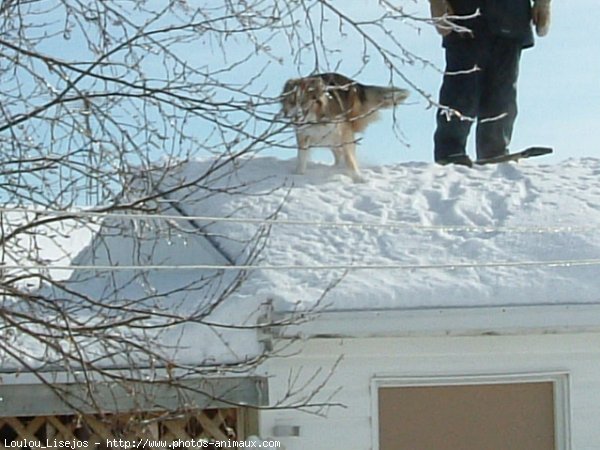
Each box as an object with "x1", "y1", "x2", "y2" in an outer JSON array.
[{"x1": 374, "y1": 374, "x2": 569, "y2": 450}]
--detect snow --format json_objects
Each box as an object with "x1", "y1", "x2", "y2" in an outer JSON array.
[
  {"x1": 38, "y1": 215, "x2": 266, "y2": 368},
  {"x1": 5, "y1": 155, "x2": 600, "y2": 369},
  {"x1": 1, "y1": 211, "x2": 97, "y2": 281},
  {"x1": 164, "y1": 156, "x2": 600, "y2": 312}
]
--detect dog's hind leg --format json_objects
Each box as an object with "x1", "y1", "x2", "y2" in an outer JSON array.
[
  {"x1": 344, "y1": 144, "x2": 365, "y2": 183},
  {"x1": 341, "y1": 129, "x2": 365, "y2": 183}
]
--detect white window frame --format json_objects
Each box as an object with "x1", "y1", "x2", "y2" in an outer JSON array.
[{"x1": 371, "y1": 371, "x2": 571, "y2": 450}]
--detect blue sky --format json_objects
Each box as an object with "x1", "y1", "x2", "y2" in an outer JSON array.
[{"x1": 263, "y1": 0, "x2": 600, "y2": 166}]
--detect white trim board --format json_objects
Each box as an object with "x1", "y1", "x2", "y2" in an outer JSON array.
[{"x1": 273, "y1": 304, "x2": 600, "y2": 339}]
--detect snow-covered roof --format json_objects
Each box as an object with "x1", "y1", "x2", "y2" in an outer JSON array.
[
  {"x1": 0, "y1": 211, "x2": 97, "y2": 281},
  {"x1": 6, "y1": 155, "x2": 600, "y2": 370},
  {"x1": 153, "y1": 156, "x2": 600, "y2": 312}
]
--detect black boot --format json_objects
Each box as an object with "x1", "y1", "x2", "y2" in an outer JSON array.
[{"x1": 435, "y1": 153, "x2": 474, "y2": 168}]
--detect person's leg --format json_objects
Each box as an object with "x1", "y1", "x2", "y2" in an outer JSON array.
[
  {"x1": 434, "y1": 40, "x2": 482, "y2": 164},
  {"x1": 476, "y1": 38, "x2": 522, "y2": 160}
]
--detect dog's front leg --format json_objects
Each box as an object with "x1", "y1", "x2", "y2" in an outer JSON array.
[
  {"x1": 295, "y1": 149, "x2": 309, "y2": 174},
  {"x1": 294, "y1": 134, "x2": 310, "y2": 175},
  {"x1": 332, "y1": 148, "x2": 346, "y2": 168}
]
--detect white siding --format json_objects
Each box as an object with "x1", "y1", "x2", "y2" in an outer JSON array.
[{"x1": 259, "y1": 333, "x2": 600, "y2": 450}]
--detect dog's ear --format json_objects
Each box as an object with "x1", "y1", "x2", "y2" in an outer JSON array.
[
  {"x1": 282, "y1": 79, "x2": 295, "y2": 93},
  {"x1": 282, "y1": 79, "x2": 298, "y2": 101}
]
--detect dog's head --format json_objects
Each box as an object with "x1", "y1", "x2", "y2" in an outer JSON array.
[{"x1": 281, "y1": 76, "x2": 328, "y2": 120}]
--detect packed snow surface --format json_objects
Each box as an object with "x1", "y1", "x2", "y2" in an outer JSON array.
[{"x1": 159, "y1": 156, "x2": 600, "y2": 312}]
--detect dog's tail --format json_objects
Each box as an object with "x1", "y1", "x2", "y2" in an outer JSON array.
[{"x1": 362, "y1": 85, "x2": 410, "y2": 110}]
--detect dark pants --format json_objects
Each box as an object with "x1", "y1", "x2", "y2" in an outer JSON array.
[{"x1": 434, "y1": 35, "x2": 523, "y2": 161}]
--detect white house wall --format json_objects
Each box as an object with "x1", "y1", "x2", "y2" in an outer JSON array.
[{"x1": 259, "y1": 333, "x2": 600, "y2": 450}]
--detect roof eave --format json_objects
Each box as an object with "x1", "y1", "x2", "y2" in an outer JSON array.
[
  {"x1": 271, "y1": 304, "x2": 600, "y2": 340},
  {"x1": 0, "y1": 375, "x2": 268, "y2": 416}
]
